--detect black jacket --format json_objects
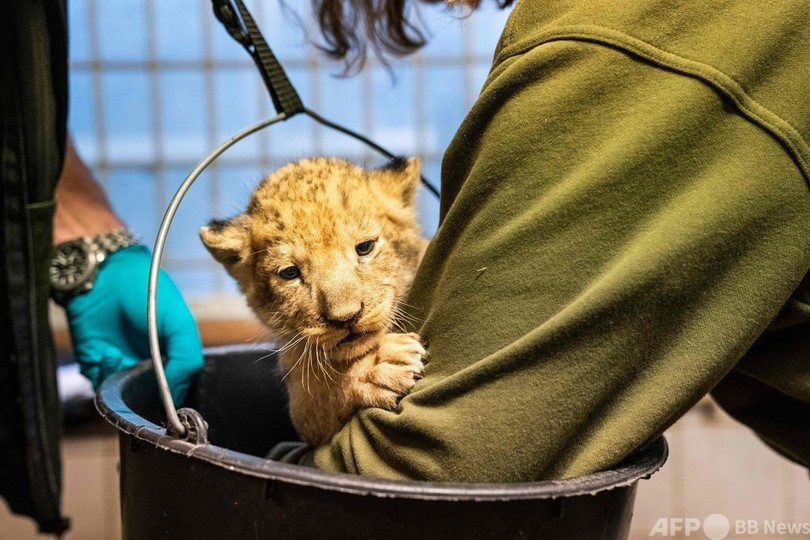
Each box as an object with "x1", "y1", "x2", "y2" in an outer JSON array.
[{"x1": 0, "y1": 0, "x2": 69, "y2": 534}]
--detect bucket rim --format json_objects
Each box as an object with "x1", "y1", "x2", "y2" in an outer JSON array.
[{"x1": 96, "y1": 345, "x2": 668, "y2": 502}]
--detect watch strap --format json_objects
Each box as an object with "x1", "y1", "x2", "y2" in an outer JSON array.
[{"x1": 88, "y1": 228, "x2": 140, "y2": 262}]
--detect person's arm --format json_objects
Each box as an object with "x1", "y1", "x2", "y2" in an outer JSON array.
[
  {"x1": 54, "y1": 137, "x2": 203, "y2": 404},
  {"x1": 53, "y1": 138, "x2": 124, "y2": 243},
  {"x1": 311, "y1": 39, "x2": 810, "y2": 481}
]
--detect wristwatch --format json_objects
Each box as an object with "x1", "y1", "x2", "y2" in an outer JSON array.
[{"x1": 50, "y1": 228, "x2": 139, "y2": 304}]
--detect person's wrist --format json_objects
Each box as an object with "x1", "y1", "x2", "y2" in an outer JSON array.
[
  {"x1": 53, "y1": 213, "x2": 126, "y2": 245},
  {"x1": 53, "y1": 137, "x2": 126, "y2": 244},
  {"x1": 51, "y1": 229, "x2": 142, "y2": 306}
]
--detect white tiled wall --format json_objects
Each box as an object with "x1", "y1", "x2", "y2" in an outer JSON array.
[{"x1": 630, "y1": 400, "x2": 810, "y2": 540}]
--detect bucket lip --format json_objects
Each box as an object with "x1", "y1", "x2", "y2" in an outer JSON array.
[{"x1": 96, "y1": 348, "x2": 668, "y2": 502}]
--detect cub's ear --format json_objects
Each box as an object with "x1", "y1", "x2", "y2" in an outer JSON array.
[
  {"x1": 199, "y1": 215, "x2": 249, "y2": 272},
  {"x1": 377, "y1": 156, "x2": 421, "y2": 207}
]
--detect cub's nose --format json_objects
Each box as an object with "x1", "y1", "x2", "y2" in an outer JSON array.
[{"x1": 324, "y1": 303, "x2": 364, "y2": 329}]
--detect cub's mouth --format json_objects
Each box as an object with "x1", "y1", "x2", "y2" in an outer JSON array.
[{"x1": 337, "y1": 330, "x2": 375, "y2": 347}]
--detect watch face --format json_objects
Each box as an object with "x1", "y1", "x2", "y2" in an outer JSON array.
[{"x1": 50, "y1": 241, "x2": 96, "y2": 292}]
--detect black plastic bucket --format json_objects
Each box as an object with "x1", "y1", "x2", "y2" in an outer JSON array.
[{"x1": 96, "y1": 345, "x2": 667, "y2": 540}]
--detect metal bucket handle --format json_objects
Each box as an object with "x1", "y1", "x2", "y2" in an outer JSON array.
[
  {"x1": 146, "y1": 0, "x2": 439, "y2": 436},
  {"x1": 147, "y1": 114, "x2": 285, "y2": 438},
  {"x1": 146, "y1": 1, "x2": 441, "y2": 440}
]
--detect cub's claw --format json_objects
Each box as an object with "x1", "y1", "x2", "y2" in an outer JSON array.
[{"x1": 364, "y1": 332, "x2": 427, "y2": 409}]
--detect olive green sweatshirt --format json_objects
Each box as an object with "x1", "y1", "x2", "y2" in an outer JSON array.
[{"x1": 312, "y1": 0, "x2": 810, "y2": 481}]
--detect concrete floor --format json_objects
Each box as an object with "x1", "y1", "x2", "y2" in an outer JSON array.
[
  {"x1": 0, "y1": 400, "x2": 807, "y2": 539},
  {"x1": 0, "y1": 419, "x2": 121, "y2": 540}
]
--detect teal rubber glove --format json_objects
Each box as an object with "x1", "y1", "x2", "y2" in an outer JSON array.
[{"x1": 64, "y1": 244, "x2": 204, "y2": 405}]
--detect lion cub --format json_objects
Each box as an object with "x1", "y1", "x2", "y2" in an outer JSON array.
[{"x1": 200, "y1": 157, "x2": 428, "y2": 445}]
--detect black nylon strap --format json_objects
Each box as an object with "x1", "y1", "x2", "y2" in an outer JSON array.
[
  {"x1": 212, "y1": 0, "x2": 304, "y2": 117},
  {"x1": 210, "y1": 0, "x2": 440, "y2": 198}
]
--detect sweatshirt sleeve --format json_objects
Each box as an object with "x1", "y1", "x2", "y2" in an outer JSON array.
[{"x1": 312, "y1": 39, "x2": 810, "y2": 481}]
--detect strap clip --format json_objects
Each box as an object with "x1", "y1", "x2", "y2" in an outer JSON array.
[{"x1": 212, "y1": 0, "x2": 250, "y2": 46}]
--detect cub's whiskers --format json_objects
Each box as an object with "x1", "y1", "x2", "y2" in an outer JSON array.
[
  {"x1": 275, "y1": 331, "x2": 307, "y2": 355},
  {"x1": 302, "y1": 337, "x2": 315, "y2": 396},
  {"x1": 280, "y1": 346, "x2": 306, "y2": 384},
  {"x1": 314, "y1": 337, "x2": 341, "y2": 383},
  {"x1": 391, "y1": 303, "x2": 423, "y2": 332}
]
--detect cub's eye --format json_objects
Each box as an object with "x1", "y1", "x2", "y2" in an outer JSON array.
[
  {"x1": 355, "y1": 240, "x2": 376, "y2": 256},
  {"x1": 279, "y1": 266, "x2": 301, "y2": 280}
]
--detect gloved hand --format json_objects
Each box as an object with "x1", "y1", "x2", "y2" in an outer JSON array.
[{"x1": 64, "y1": 244, "x2": 204, "y2": 405}]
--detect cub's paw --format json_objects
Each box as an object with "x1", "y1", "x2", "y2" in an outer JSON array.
[{"x1": 365, "y1": 332, "x2": 427, "y2": 409}]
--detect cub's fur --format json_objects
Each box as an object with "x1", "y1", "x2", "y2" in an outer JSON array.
[{"x1": 200, "y1": 157, "x2": 428, "y2": 445}]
